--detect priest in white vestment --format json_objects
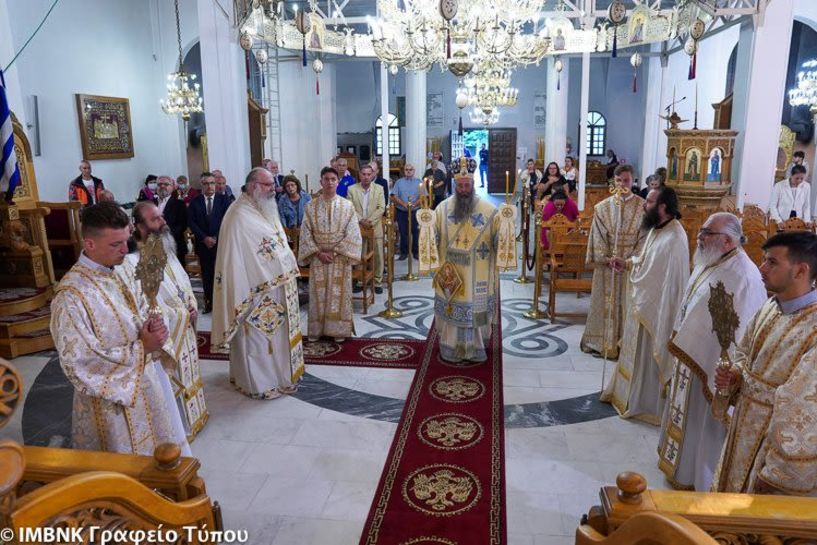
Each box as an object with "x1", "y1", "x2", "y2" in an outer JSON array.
[
  {"x1": 51, "y1": 202, "x2": 190, "y2": 455},
  {"x1": 117, "y1": 202, "x2": 208, "y2": 441},
  {"x1": 581, "y1": 165, "x2": 646, "y2": 359},
  {"x1": 211, "y1": 168, "x2": 304, "y2": 400},
  {"x1": 601, "y1": 187, "x2": 689, "y2": 424},
  {"x1": 417, "y1": 157, "x2": 517, "y2": 363},
  {"x1": 714, "y1": 231, "x2": 817, "y2": 496},
  {"x1": 299, "y1": 166, "x2": 362, "y2": 342},
  {"x1": 657, "y1": 212, "x2": 766, "y2": 491}
]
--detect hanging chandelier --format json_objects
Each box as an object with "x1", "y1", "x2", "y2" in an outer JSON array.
[
  {"x1": 367, "y1": 0, "x2": 552, "y2": 78},
  {"x1": 470, "y1": 107, "x2": 500, "y2": 125},
  {"x1": 789, "y1": 59, "x2": 817, "y2": 115},
  {"x1": 161, "y1": 0, "x2": 203, "y2": 121}
]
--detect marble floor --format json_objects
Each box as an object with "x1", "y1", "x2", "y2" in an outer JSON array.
[{"x1": 3, "y1": 257, "x2": 673, "y2": 545}]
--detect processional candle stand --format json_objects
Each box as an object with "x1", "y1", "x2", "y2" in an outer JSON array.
[
  {"x1": 402, "y1": 200, "x2": 419, "y2": 281},
  {"x1": 514, "y1": 185, "x2": 532, "y2": 284},
  {"x1": 135, "y1": 233, "x2": 167, "y2": 355},
  {"x1": 379, "y1": 204, "x2": 403, "y2": 318},
  {"x1": 523, "y1": 210, "x2": 546, "y2": 319},
  {"x1": 708, "y1": 280, "x2": 740, "y2": 422}
]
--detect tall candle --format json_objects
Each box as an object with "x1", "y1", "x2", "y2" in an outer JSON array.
[{"x1": 505, "y1": 170, "x2": 510, "y2": 196}]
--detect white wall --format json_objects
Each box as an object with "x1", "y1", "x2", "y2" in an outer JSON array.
[
  {"x1": 4, "y1": 0, "x2": 201, "y2": 203},
  {"x1": 278, "y1": 59, "x2": 337, "y2": 186}
]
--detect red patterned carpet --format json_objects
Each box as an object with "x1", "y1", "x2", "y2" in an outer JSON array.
[
  {"x1": 359, "y1": 314, "x2": 506, "y2": 545},
  {"x1": 197, "y1": 331, "x2": 424, "y2": 369}
]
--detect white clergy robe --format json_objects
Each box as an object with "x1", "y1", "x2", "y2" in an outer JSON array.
[
  {"x1": 658, "y1": 249, "x2": 766, "y2": 490},
  {"x1": 117, "y1": 250, "x2": 208, "y2": 441},
  {"x1": 211, "y1": 193, "x2": 304, "y2": 399},
  {"x1": 581, "y1": 194, "x2": 646, "y2": 359},
  {"x1": 601, "y1": 219, "x2": 689, "y2": 424},
  {"x1": 298, "y1": 195, "x2": 362, "y2": 339},
  {"x1": 714, "y1": 293, "x2": 817, "y2": 495},
  {"x1": 51, "y1": 253, "x2": 190, "y2": 455}
]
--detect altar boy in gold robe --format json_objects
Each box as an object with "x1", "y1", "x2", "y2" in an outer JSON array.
[
  {"x1": 714, "y1": 231, "x2": 817, "y2": 496},
  {"x1": 50, "y1": 202, "x2": 190, "y2": 455},
  {"x1": 418, "y1": 157, "x2": 517, "y2": 363}
]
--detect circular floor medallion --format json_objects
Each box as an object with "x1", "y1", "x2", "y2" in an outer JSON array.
[
  {"x1": 302, "y1": 340, "x2": 342, "y2": 358},
  {"x1": 418, "y1": 413, "x2": 484, "y2": 451},
  {"x1": 402, "y1": 463, "x2": 482, "y2": 517},
  {"x1": 428, "y1": 376, "x2": 485, "y2": 403},
  {"x1": 360, "y1": 342, "x2": 416, "y2": 362}
]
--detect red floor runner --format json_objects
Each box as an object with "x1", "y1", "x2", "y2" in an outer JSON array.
[
  {"x1": 359, "y1": 315, "x2": 506, "y2": 544},
  {"x1": 197, "y1": 332, "x2": 424, "y2": 369}
]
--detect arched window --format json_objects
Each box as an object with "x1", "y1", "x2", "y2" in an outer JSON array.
[
  {"x1": 586, "y1": 111, "x2": 606, "y2": 156},
  {"x1": 376, "y1": 113, "x2": 401, "y2": 156}
]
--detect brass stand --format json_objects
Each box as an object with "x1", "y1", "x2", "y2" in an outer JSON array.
[
  {"x1": 514, "y1": 186, "x2": 532, "y2": 284},
  {"x1": 380, "y1": 204, "x2": 403, "y2": 318},
  {"x1": 523, "y1": 211, "x2": 546, "y2": 319},
  {"x1": 401, "y1": 202, "x2": 419, "y2": 281}
]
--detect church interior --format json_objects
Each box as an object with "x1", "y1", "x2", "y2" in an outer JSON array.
[{"x1": 2, "y1": 0, "x2": 817, "y2": 544}]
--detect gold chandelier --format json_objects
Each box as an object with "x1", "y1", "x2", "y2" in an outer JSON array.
[
  {"x1": 368, "y1": 0, "x2": 552, "y2": 77},
  {"x1": 161, "y1": 0, "x2": 203, "y2": 121}
]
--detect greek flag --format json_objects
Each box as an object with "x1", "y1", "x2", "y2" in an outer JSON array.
[{"x1": 0, "y1": 69, "x2": 21, "y2": 201}]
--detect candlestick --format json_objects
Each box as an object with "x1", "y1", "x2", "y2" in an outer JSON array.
[
  {"x1": 505, "y1": 170, "x2": 510, "y2": 197},
  {"x1": 305, "y1": 173, "x2": 309, "y2": 193}
]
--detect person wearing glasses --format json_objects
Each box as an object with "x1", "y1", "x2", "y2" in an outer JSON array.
[
  {"x1": 602, "y1": 186, "x2": 689, "y2": 425},
  {"x1": 211, "y1": 167, "x2": 304, "y2": 400},
  {"x1": 658, "y1": 212, "x2": 766, "y2": 491},
  {"x1": 391, "y1": 164, "x2": 424, "y2": 260}
]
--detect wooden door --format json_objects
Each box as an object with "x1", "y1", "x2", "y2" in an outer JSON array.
[
  {"x1": 488, "y1": 128, "x2": 517, "y2": 195},
  {"x1": 247, "y1": 96, "x2": 267, "y2": 168}
]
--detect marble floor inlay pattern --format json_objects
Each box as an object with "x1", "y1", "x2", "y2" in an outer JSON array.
[{"x1": 5, "y1": 264, "x2": 669, "y2": 545}]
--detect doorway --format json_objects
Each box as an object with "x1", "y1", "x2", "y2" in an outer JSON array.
[{"x1": 464, "y1": 129, "x2": 489, "y2": 189}]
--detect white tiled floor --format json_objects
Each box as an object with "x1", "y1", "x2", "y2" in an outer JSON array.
[{"x1": 4, "y1": 251, "x2": 672, "y2": 545}]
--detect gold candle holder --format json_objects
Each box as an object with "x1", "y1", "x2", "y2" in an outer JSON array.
[{"x1": 380, "y1": 204, "x2": 403, "y2": 318}]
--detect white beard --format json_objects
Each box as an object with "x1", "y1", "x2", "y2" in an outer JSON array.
[
  {"x1": 251, "y1": 187, "x2": 283, "y2": 228},
  {"x1": 693, "y1": 243, "x2": 724, "y2": 268}
]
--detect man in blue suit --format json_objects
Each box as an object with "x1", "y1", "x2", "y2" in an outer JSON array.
[{"x1": 188, "y1": 172, "x2": 231, "y2": 313}]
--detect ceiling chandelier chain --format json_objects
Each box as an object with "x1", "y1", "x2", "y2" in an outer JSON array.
[{"x1": 161, "y1": 0, "x2": 204, "y2": 121}]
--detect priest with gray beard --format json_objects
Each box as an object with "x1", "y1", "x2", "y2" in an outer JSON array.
[
  {"x1": 116, "y1": 201, "x2": 206, "y2": 443},
  {"x1": 211, "y1": 167, "x2": 305, "y2": 399},
  {"x1": 658, "y1": 212, "x2": 766, "y2": 491},
  {"x1": 420, "y1": 158, "x2": 515, "y2": 363}
]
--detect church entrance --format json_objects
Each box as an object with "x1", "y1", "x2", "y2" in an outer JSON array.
[{"x1": 463, "y1": 129, "x2": 489, "y2": 189}]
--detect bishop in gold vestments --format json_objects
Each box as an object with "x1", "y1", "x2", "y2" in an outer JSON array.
[
  {"x1": 418, "y1": 162, "x2": 516, "y2": 363},
  {"x1": 581, "y1": 192, "x2": 645, "y2": 358},
  {"x1": 299, "y1": 168, "x2": 362, "y2": 340}
]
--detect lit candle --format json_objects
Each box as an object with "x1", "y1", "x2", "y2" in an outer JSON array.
[{"x1": 505, "y1": 170, "x2": 510, "y2": 197}]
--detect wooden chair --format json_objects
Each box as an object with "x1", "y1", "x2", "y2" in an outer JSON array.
[
  {"x1": 547, "y1": 230, "x2": 592, "y2": 321},
  {"x1": 284, "y1": 227, "x2": 309, "y2": 278},
  {"x1": 782, "y1": 217, "x2": 810, "y2": 232},
  {"x1": 37, "y1": 201, "x2": 82, "y2": 280},
  {"x1": 577, "y1": 512, "x2": 718, "y2": 545},
  {"x1": 741, "y1": 217, "x2": 769, "y2": 239},
  {"x1": 352, "y1": 225, "x2": 375, "y2": 313},
  {"x1": 743, "y1": 231, "x2": 766, "y2": 268},
  {"x1": 740, "y1": 204, "x2": 767, "y2": 224}
]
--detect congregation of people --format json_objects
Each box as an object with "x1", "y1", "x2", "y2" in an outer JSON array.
[{"x1": 56, "y1": 148, "x2": 817, "y2": 499}]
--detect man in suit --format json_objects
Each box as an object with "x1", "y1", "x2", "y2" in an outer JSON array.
[
  {"x1": 262, "y1": 159, "x2": 285, "y2": 196},
  {"x1": 188, "y1": 172, "x2": 230, "y2": 313},
  {"x1": 347, "y1": 164, "x2": 385, "y2": 294},
  {"x1": 156, "y1": 176, "x2": 188, "y2": 265}
]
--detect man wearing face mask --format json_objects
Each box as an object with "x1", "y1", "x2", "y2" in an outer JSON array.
[
  {"x1": 137, "y1": 175, "x2": 159, "y2": 203},
  {"x1": 175, "y1": 175, "x2": 199, "y2": 205},
  {"x1": 155, "y1": 176, "x2": 188, "y2": 265}
]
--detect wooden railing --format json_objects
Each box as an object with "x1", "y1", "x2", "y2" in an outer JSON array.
[{"x1": 580, "y1": 472, "x2": 817, "y2": 544}]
